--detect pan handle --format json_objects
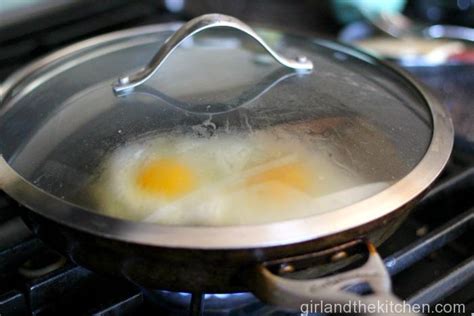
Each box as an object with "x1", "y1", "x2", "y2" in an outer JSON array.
[
  {"x1": 112, "y1": 13, "x2": 313, "y2": 93},
  {"x1": 250, "y1": 240, "x2": 420, "y2": 316}
]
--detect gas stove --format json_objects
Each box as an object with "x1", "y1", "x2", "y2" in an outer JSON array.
[
  {"x1": 0, "y1": 2, "x2": 473, "y2": 315},
  {"x1": 0, "y1": 153, "x2": 472, "y2": 316}
]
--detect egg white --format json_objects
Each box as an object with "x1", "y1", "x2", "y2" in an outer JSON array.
[{"x1": 95, "y1": 129, "x2": 385, "y2": 225}]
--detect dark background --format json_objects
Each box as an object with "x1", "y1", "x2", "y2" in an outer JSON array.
[{"x1": 1, "y1": 0, "x2": 474, "y2": 80}]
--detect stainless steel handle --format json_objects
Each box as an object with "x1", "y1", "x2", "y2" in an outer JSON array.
[
  {"x1": 112, "y1": 13, "x2": 313, "y2": 93},
  {"x1": 250, "y1": 240, "x2": 420, "y2": 316}
]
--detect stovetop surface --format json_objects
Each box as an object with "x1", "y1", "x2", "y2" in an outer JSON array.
[{"x1": 0, "y1": 2, "x2": 473, "y2": 315}]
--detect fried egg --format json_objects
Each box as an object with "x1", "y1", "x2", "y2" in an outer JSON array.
[{"x1": 94, "y1": 129, "x2": 387, "y2": 225}]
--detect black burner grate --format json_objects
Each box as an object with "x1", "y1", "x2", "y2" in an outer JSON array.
[{"x1": 0, "y1": 167, "x2": 472, "y2": 316}]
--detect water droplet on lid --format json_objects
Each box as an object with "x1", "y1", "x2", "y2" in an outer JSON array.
[
  {"x1": 297, "y1": 55, "x2": 308, "y2": 63},
  {"x1": 118, "y1": 77, "x2": 129, "y2": 85}
]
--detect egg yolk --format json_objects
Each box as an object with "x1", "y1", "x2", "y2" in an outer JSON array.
[
  {"x1": 136, "y1": 158, "x2": 196, "y2": 198},
  {"x1": 245, "y1": 162, "x2": 312, "y2": 199}
]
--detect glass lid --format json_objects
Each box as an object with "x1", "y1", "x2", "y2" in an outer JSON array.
[{"x1": 0, "y1": 14, "x2": 433, "y2": 226}]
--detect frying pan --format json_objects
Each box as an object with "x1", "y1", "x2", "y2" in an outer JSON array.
[{"x1": 0, "y1": 14, "x2": 453, "y2": 314}]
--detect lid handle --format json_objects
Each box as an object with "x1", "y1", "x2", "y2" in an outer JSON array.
[{"x1": 112, "y1": 13, "x2": 313, "y2": 93}]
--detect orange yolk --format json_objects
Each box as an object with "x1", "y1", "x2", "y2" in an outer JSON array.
[
  {"x1": 245, "y1": 162, "x2": 312, "y2": 199},
  {"x1": 136, "y1": 158, "x2": 196, "y2": 198}
]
